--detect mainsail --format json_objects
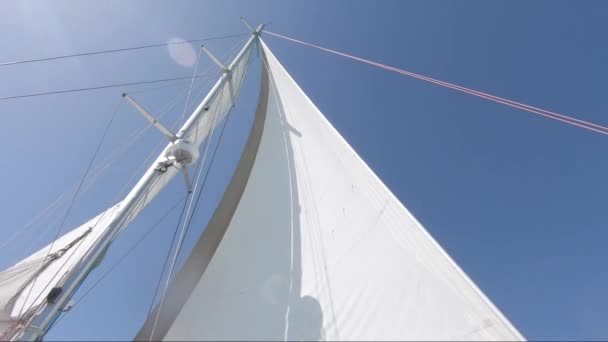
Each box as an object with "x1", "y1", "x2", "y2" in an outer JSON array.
[{"x1": 137, "y1": 39, "x2": 524, "y2": 341}]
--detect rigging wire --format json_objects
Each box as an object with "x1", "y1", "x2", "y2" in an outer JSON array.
[
  {"x1": 0, "y1": 32, "x2": 247, "y2": 67},
  {"x1": 142, "y1": 86, "x2": 221, "y2": 322},
  {"x1": 16, "y1": 98, "x2": 124, "y2": 317},
  {"x1": 8, "y1": 34, "x2": 251, "y2": 333},
  {"x1": 1, "y1": 33, "x2": 245, "y2": 261},
  {"x1": 79, "y1": 72, "x2": 215, "y2": 188},
  {"x1": 22, "y1": 171, "x2": 165, "y2": 327},
  {"x1": 148, "y1": 46, "x2": 254, "y2": 340},
  {"x1": 80, "y1": 81, "x2": 199, "y2": 191},
  {"x1": 14, "y1": 108, "x2": 137, "y2": 319},
  {"x1": 1, "y1": 64, "x2": 217, "y2": 258},
  {"x1": 0, "y1": 75, "x2": 210, "y2": 101},
  {"x1": 51, "y1": 71, "x2": 216, "y2": 330},
  {"x1": 140, "y1": 82, "x2": 228, "y2": 318},
  {"x1": 15, "y1": 105, "x2": 187, "y2": 318},
  {"x1": 0, "y1": 81, "x2": 191, "y2": 261},
  {"x1": 144, "y1": 193, "x2": 191, "y2": 320},
  {"x1": 145, "y1": 36, "x2": 252, "y2": 334},
  {"x1": 0, "y1": 195, "x2": 65, "y2": 252},
  {"x1": 179, "y1": 47, "x2": 204, "y2": 126},
  {"x1": 265, "y1": 31, "x2": 608, "y2": 136},
  {"x1": 139, "y1": 76, "x2": 228, "y2": 312},
  {"x1": 47, "y1": 195, "x2": 188, "y2": 331},
  {"x1": 142, "y1": 64, "x2": 227, "y2": 314},
  {"x1": 114, "y1": 76, "x2": 218, "y2": 199},
  {"x1": 147, "y1": 82, "x2": 226, "y2": 341},
  {"x1": 20, "y1": 204, "x2": 70, "y2": 259},
  {"x1": 20, "y1": 34, "x2": 249, "y2": 333},
  {"x1": 120, "y1": 36, "x2": 246, "y2": 228},
  {"x1": 16, "y1": 109, "x2": 172, "y2": 322}
]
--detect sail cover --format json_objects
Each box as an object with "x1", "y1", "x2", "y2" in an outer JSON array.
[{"x1": 137, "y1": 38, "x2": 524, "y2": 341}]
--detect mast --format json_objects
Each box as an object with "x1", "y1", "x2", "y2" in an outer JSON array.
[{"x1": 19, "y1": 24, "x2": 264, "y2": 342}]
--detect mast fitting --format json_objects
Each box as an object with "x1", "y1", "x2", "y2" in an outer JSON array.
[
  {"x1": 123, "y1": 94, "x2": 178, "y2": 142},
  {"x1": 165, "y1": 139, "x2": 198, "y2": 168},
  {"x1": 158, "y1": 139, "x2": 198, "y2": 192},
  {"x1": 201, "y1": 45, "x2": 230, "y2": 73}
]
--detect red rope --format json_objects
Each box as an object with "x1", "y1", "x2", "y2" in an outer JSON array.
[{"x1": 265, "y1": 31, "x2": 608, "y2": 136}]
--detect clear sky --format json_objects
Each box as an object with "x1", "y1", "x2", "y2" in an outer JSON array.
[{"x1": 1, "y1": 1, "x2": 607, "y2": 340}]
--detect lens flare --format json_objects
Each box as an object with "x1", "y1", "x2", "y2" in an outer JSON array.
[{"x1": 167, "y1": 37, "x2": 197, "y2": 67}]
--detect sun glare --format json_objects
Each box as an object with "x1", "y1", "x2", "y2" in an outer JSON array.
[{"x1": 167, "y1": 37, "x2": 197, "y2": 67}]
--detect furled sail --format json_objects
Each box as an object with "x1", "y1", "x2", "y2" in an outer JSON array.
[
  {"x1": 137, "y1": 39, "x2": 524, "y2": 341},
  {"x1": 0, "y1": 42, "x2": 255, "y2": 339},
  {"x1": 0, "y1": 204, "x2": 120, "y2": 338}
]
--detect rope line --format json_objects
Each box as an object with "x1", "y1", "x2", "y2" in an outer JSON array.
[
  {"x1": 0, "y1": 33, "x2": 247, "y2": 67},
  {"x1": 148, "y1": 43, "x2": 254, "y2": 340},
  {"x1": 265, "y1": 31, "x2": 608, "y2": 136},
  {"x1": 1, "y1": 58, "x2": 222, "y2": 258},
  {"x1": 144, "y1": 193, "x2": 190, "y2": 320},
  {"x1": 0, "y1": 195, "x2": 65, "y2": 253},
  {"x1": 147, "y1": 80, "x2": 225, "y2": 342},
  {"x1": 3, "y1": 32, "x2": 243, "y2": 272},
  {"x1": 144, "y1": 35, "x2": 249, "y2": 322},
  {"x1": 179, "y1": 47, "x2": 204, "y2": 126},
  {"x1": 0, "y1": 80, "x2": 200, "y2": 261},
  {"x1": 48, "y1": 195, "x2": 188, "y2": 331},
  {"x1": 17, "y1": 98, "x2": 124, "y2": 317},
  {"x1": 0, "y1": 75, "x2": 210, "y2": 101}
]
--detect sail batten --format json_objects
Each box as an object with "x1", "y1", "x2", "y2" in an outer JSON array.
[{"x1": 137, "y1": 39, "x2": 524, "y2": 341}]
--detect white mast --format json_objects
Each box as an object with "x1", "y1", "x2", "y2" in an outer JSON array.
[{"x1": 18, "y1": 24, "x2": 264, "y2": 342}]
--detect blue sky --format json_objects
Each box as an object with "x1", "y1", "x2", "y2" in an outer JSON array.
[{"x1": 1, "y1": 1, "x2": 607, "y2": 340}]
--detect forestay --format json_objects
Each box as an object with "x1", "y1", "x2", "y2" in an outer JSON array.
[{"x1": 137, "y1": 39, "x2": 524, "y2": 341}]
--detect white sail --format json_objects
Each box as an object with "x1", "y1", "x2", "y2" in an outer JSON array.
[
  {"x1": 0, "y1": 204, "x2": 120, "y2": 337},
  {"x1": 0, "y1": 42, "x2": 255, "y2": 339},
  {"x1": 137, "y1": 40, "x2": 524, "y2": 341}
]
